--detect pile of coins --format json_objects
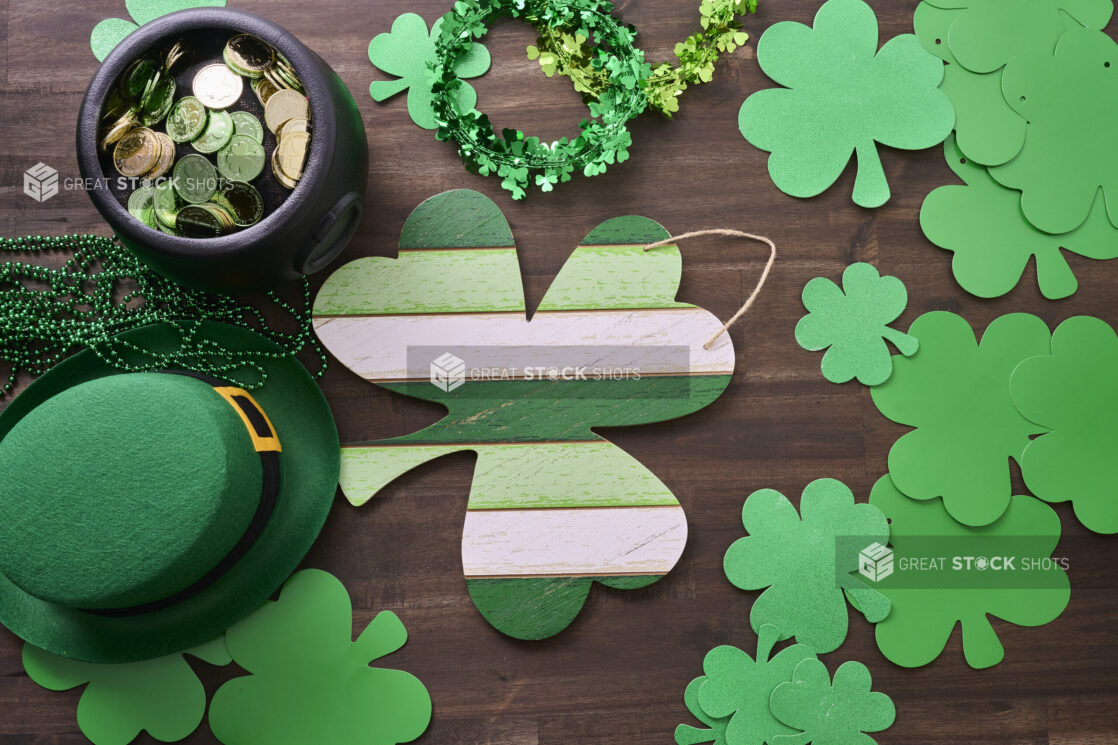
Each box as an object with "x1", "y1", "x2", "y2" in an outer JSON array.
[{"x1": 99, "y1": 34, "x2": 313, "y2": 239}]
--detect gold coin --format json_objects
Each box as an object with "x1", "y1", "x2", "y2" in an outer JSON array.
[
  {"x1": 277, "y1": 131, "x2": 309, "y2": 182},
  {"x1": 100, "y1": 110, "x2": 138, "y2": 150},
  {"x1": 276, "y1": 117, "x2": 310, "y2": 138},
  {"x1": 113, "y1": 127, "x2": 160, "y2": 178},
  {"x1": 252, "y1": 76, "x2": 278, "y2": 107},
  {"x1": 193, "y1": 63, "x2": 243, "y2": 109},
  {"x1": 144, "y1": 131, "x2": 176, "y2": 179},
  {"x1": 264, "y1": 89, "x2": 309, "y2": 133},
  {"x1": 271, "y1": 148, "x2": 298, "y2": 189},
  {"x1": 163, "y1": 41, "x2": 185, "y2": 72},
  {"x1": 101, "y1": 89, "x2": 129, "y2": 122},
  {"x1": 225, "y1": 34, "x2": 274, "y2": 76},
  {"x1": 273, "y1": 57, "x2": 304, "y2": 92},
  {"x1": 262, "y1": 64, "x2": 287, "y2": 96}
]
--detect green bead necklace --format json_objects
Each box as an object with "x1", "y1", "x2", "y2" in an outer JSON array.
[{"x1": 0, "y1": 234, "x2": 325, "y2": 395}]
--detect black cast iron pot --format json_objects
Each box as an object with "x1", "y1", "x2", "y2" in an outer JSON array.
[{"x1": 77, "y1": 8, "x2": 367, "y2": 292}]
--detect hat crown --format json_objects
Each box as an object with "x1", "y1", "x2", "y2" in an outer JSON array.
[{"x1": 0, "y1": 374, "x2": 262, "y2": 609}]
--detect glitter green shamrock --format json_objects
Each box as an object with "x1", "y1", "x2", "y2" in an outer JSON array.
[
  {"x1": 1012, "y1": 316, "x2": 1118, "y2": 534},
  {"x1": 739, "y1": 0, "x2": 953, "y2": 207},
  {"x1": 795, "y1": 262, "x2": 918, "y2": 386},
  {"x1": 208, "y1": 569, "x2": 431, "y2": 745},
  {"x1": 676, "y1": 677, "x2": 731, "y2": 745},
  {"x1": 932, "y1": 0, "x2": 1113, "y2": 74},
  {"x1": 23, "y1": 637, "x2": 231, "y2": 745},
  {"x1": 369, "y1": 12, "x2": 491, "y2": 130},
  {"x1": 696, "y1": 624, "x2": 817, "y2": 745},
  {"x1": 870, "y1": 474, "x2": 1069, "y2": 669},
  {"x1": 769, "y1": 659, "x2": 895, "y2": 745},
  {"x1": 991, "y1": 29, "x2": 1118, "y2": 234},
  {"x1": 91, "y1": 0, "x2": 227, "y2": 61},
  {"x1": 921, "y1": 136, "x2": 1118, "y2": 299},
  {"x1": 724, "y1": 479, "x2": 891, "y2": 654},
  {"x1": 870, "y1": 312, "x2": 1051, "y2": 527}
]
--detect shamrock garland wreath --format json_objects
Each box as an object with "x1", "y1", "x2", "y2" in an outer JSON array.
[
  {"x1": 373, "y1": 0, "x2": 757, "y2": 199},
  {"x1": 431, "y1": 0, "x2": 647, "y2": 199}
]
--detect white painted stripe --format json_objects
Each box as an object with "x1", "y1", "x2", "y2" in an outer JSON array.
[
  {"x1": 313, "y1": 309, "x2": 735, "y2": 381},
  {"x1": 461, "y1": 506, "x2": 688, "y2": 577}
]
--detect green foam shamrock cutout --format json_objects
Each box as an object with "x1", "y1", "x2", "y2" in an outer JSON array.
[
  {"x1": 676, "y1": 677, "x2": 731, "y2": 745},
  {"x1": 870, "y1": 474, "x2": 1070, "y2": 669},
  {"x1": 23, "y1": 637, "x2": 231, "y2": 745},
  {"x1": 208, "y1": 569, "x2": 431, "y2": 745},
  {"x1": 913, "y1": 0, "x2": 1112, "y2": 165},
  {"x1": 929, "y1": 0, "x2": 1113, "y2": 74},
  {"x1": 696, "y1": 624, "x2": 817, "y2": 745},
  {"x1": 991, "y1": 28, "x2": 1118, "y2": 234},
  {"x1": 739, "y1": 0, "x2": 953, "y2": 208},
  {"x1": 368, "y1": 13, "x2": 491, "y2": 130},
  {"x1": 1012, "y1": 316, "x2": 1118, "y2": 533},
  {"x1": 795, "y1": 262, "x2": 918, "y2": 386},
  {"x1": 314, "y1": 190, "x2": 736, "y2": 641},
  {"x1": 91, "y1": 0, "x2": 227, "y2": 61},
  {"x1": 723, "y1": 479, "x2": 891, "y2": 654},
  {"x1": 769, "y1": 659, "x2": 895, "y2": 745},
  {"x1": 871, "y1": 312, "x2": 1051, "y2": 527},
  {"x1": 921, "y1": 136, "x2": 1118, "y2": 299},
  {"x1": 912, "y1": 3, "x2": 1026, "y2": 166}
]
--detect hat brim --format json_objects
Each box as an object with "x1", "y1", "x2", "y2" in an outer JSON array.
[{"x1": 0, "y1": 321, "x2": 340, "y2": 663}]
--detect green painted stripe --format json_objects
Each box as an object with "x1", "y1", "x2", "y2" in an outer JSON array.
[
  {"x1": 466, "y1": 575, "x2": 662, "y2": 640},
  {"x1": 375, "y1": 375, "x2": 732, "y2": 443},
  {"x1": 340, "y1": 444, "x2": 464, "y2": 506},
  {"x1": 399, "y1": 189, "x2": 515, "y2": 248},
  {"x1": 537, "y1": 243, "x2": 691, "y2": 312},
  {"x1": 313, "y1": 249, "x2": 525, "y2": 316},
  {"x1": 341, "y1": 441, "x2": 680, "y2": 509},
  {"x1": 581, "y1": 215, "x2": 671, "y2": 246},
  {"x1": 469, "y1": 442, "x2": 679, "y2": 508}
]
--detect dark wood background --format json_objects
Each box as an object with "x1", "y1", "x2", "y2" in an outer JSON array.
[{"x1": 2, "y1": 0, "x2": 1117, "y2": 742}]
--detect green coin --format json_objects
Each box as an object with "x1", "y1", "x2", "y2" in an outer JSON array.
[
  {"x1": 230, "y1": 111, "x2": 264, "y2": 144},
  {"x1": 127, "y1": 186, "x2": 158, "y2": 228},
  {"x1": 154, "y1": 179, "x2": 180, "y2": 228},
  {"x1": 167, "y1": 96, "x2": 208, "y2": 143},
  {"x1": 173, "y1": 154, "x2": 219, "y2": 204},
  {"x1": 140, "y1": 76, "x2": 176, "y2": 126},
  {"x1": 121, "y1": 58, "x2": 158, "y2": 101},
  {"x1": 157, "y1": 219, "x2": 179, "y2": 236},
  {"x1": 192, "y1": 109, "x2": 234, "y2": 154},
  {"x1": 217, "y1": 135, "x2": 266, "y2": 182},
  {"x1": 213, "y1": 181, "x2": 265, "y2": 227},
  {"x1": 176, "y1": 204, "x2": 225, "y2": 238}
]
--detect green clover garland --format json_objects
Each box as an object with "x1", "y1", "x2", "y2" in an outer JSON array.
[
  {"x1": 371, "y1": 0, "x2": 757, "y2": 198},
  {"x1": 430, "y1": 0, "x2": 649, "y2": 200},
  {"x1": 527, "y1": 0, "x2": 759, "y2": 117}
]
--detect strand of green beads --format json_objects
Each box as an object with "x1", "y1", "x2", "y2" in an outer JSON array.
[{"x1": 0, "y1": 234, "x2": 325, "y2": 395}]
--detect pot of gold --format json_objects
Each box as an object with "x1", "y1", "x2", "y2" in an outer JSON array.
[{"x1": 77, "y1": 8, "x2": 368, "y2": 292}]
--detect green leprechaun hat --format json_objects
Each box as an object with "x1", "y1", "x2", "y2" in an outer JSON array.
[{"x1": 0, "y1": 321, "x2": 339, "y2": 663}]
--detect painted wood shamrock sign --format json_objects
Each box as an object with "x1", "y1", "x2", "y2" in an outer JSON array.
[{"x1": 313, "y1": 189, "x2": 736, "y2": 640}]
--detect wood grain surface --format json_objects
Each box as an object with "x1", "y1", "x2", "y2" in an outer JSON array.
[{"x1": 2, "y1": 0, "x2": 1117, "y2": 743}]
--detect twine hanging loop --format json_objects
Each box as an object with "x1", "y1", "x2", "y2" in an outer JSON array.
[{"x1": 644, "y1": 229, "x2": 777, "y2": 350}]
